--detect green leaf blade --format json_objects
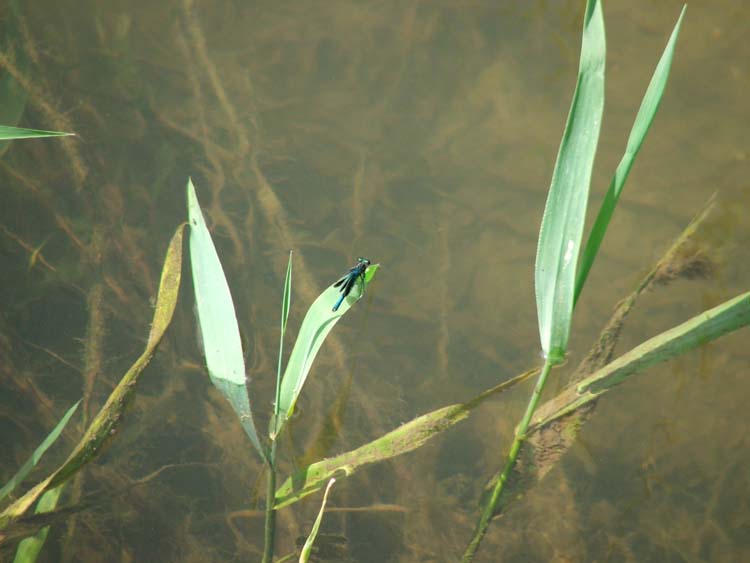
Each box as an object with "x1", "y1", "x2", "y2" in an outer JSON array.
[
  {"x1": 272, "y1": 264, "x2": 379, "y2": 438},
  {"x1": 579, "y1": 292, "x2": 750, "y2": 396},
  {"x1": 273, "y1": 368, "x2": 536, "y2": 509},
  {"x1": 187, "y1": 178, "x2": 265, "y2": 462},
  {"x1": 531, "y1": 292, "x2": 750, "y2": 431},
  {"x1": 0, "y1": 226, "x2": 185, "y2": 529},
  {"x1": 281, "y1": 251, "x2": 293, "y2": 335},
  {"x1": 0, "y1": 401, "x2": 80, "y2": 502},
  {"x1": 298, "y1": 478, "x2": 336, "y2": 563},
  {"x1": 574, "y1": 5, "x2": 687, "y2": 305},
  {"x1": 12, "y1": 485, "x2": 65, "y2": 563},
  {"x1": 0, "y1": 125, "x2": 73, "y2": 141},
  {"x1": 535, "y1": 0, "x2": 606, "y2": 362},
  {"x1": 274, "y1": 251, "x2": 294, "y2": 418},
  {"x1": 0, "y1": 21, "x2": 30, "y2": 159}
]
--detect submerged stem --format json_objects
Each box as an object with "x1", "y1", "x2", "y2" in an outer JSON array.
[{"x1": 462, "y1": 359, "x2": 555, "y2": 562}]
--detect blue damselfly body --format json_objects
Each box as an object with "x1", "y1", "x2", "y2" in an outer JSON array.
[{"x1": 332, "y1": 257, "x2": 371, "y2": 311}]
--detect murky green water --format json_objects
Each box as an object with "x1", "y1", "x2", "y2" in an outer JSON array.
[{"x1": 1, "y1": 1, "x2": 749, "y2": 561}]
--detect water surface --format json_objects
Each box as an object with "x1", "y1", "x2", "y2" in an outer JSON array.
[{"x1": 1, "y1": 1, "x2": 749, "y2": 561}]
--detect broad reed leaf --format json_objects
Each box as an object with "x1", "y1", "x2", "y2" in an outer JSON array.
[
  {"x1": 275, "y1": 369, "x2": 536, "y2": 508},
  {"x1": 535, "y1": 0, "x2": 605, "y2": 363},
  {"x1": 298, "y1": 478, "x2": 336, "y2": 563},
  {"x1": 0, "y1": 225, "x2": 184, "y2": 533},
  {"x1": 187, "y1": 179, "x2": 265, "y2": 462},
  {"x1": 0, "y1": 125, "x2": 73, "y2": 141},
  {"x1": 479, "y1": 202, "x2": 719, "y2": 520},
  {"x1": 272, "y1": 264, "x2": 379, "y2": 439},
  {"x1": 0, "y1": 401, "x2": 79, "y2": 502},
  {"x1": 575, "y1": 6, "x2": 687, "y2": 305}
]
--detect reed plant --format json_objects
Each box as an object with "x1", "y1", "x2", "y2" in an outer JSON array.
[
  {"x1": 158, "y1": 2, "x2": 750, "y2": 560},
  {"x1": 188, "y1": 178, "x2": 379, "y2": 561},
  {"x1": 3, "y1": 2, "x2": 750, "y2": 561},
  {"x1": 0, "y1": 218, "x2": 184, "y2": 560}
]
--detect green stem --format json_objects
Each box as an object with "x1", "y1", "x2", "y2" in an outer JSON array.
[
  {"x1": 461, "y1": 359, "x2": 555, "y2": 562},
  {"x1": 261, "y1": 440, "x2": 278, "y2": 563},
  {"x1": 264, "y1": 252, "x2": 290, "y2": 562}
]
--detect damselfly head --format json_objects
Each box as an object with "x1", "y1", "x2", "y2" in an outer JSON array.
[{"x1": 357, "y1": 257, "x2": 371, "y2": 266}]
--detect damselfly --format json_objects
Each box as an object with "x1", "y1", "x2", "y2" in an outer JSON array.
[{"x1": 332, "y1": 257, "x2": 371, "y2": 312}]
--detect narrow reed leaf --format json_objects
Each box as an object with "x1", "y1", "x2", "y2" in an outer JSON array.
[
  {"x1": 0, "y1": 125, "x2": 73, "y2": 140},
  {"x1": 276, "y1": 403, "x2": 467, "y2": 508},
  {"x1": 0, "y1": 225, "x2": 184, "y2": 530},
  {"x1": 0, "y1": 401, "x2": 80, "y2": 502},
  {"x1": 298, "y1": 478, "x2": 336, "y2": 563},
  {"x1": 575, "y1": 5, "x2": 687, "y2": 305},
  {"x1": 281, "y1": 251, "x2": 293, "y2": 335},
  {"x1": 275, "y1": 369, "x2": 536, "y2": 508},
  {"x1": 579, "y1": 291, "x2": 750, "y2": 394},
  {"x1": 187, "y1": 179, "x2": 265, "y2": 462},
  {"x1": 271, "y1": 264, "x2": 379, "y2": 439},
  {"x1": 535, "y1": 0, "x2": 605, "y2": 363},
  {"x1": 476, "y1": 202, "x2": 720, "y2": 527},
  {"x1": 0, "y1": 46, "x2": 29, "y2": 158},
  {"x1": 12, "y1": 485, "x2": 64, "y2": 563},
  {"x1": 531, "y1": 292, "x2": 750, "y2": 430},
  {"x1": 274, "y1": 251, "x2": 294, "y2": 418}
]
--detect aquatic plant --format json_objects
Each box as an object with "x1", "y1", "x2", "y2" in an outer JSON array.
[
  {"x1": 2, "y1": 1, "x2": 748, "y2": 561},
  {"x1": 189, "y1": 177, "x2": 379, "y2": 561}
]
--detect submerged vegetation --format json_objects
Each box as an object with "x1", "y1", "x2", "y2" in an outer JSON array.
[{"x1": 1, "y1": 1, "x2": 749, "y2": 561}]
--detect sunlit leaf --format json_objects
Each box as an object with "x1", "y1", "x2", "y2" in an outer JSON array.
[
  {"x1": 275, "y1": 369, "x2": 536, "y2": 508},
  {"x1": 580, "y1": 292, "x2": 749, "y2": 398},
  {"x1": 574, "y1": 5, "x2": 687, "y2": 305},
  {"x1": 271, "y1": 264, "x2": 379, "y2": 439},
  {"x1": 274, "y1": 251, "x2": 294, "y2": 419},
  {"x1": 525, "y1": 291, "x2": 750, "y2": 481},
  {"x1": 187, "y1": 178, "x2": 265, "y2": 462},
  {"x1": 535, "y1": 0, "x2": 605, "y2": 363},
  {"x1": 298, "y1": 478, "x2": 336, "y2": 563},
  {"x1": 281, "y1": 251, "x2": 293, "y2": 335}
]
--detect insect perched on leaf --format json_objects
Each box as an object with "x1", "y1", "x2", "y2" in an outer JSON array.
[{"x1": 332, "y1": 257, "x2": 371, "y2": 312}]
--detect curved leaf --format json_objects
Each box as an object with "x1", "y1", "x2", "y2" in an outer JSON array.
[
  {"x1": 272, "y1": 264, "x2": 379, "y2": 439},
  {"x1": 0, "y1": 225, "x2": 184, "y2": 532},
  {"x1": 298, "y1": 478, "x2": 336, "y2": 563},
  {"x1": 275, "y1": 369, "x2": 536, "y2": 508}
]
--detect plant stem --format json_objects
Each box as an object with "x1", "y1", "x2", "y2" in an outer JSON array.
[
  {"x1": 264, "y1": 251, "x2": 290, "y2": 562},
  {"x1": 461, "y1": 359, "x2": 555, "y2": 562},
  {"x1": 261, "y1": 440, "x2": 277, "y2": 563}
]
